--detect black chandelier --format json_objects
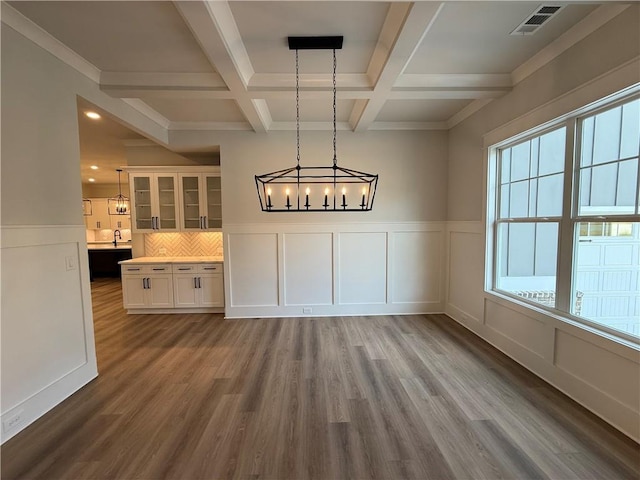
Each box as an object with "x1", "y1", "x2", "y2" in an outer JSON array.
[
  {"x1": 255, "y1": 36, "x2": 378, "y2": 212},
  {"x1": 108, "y1": 168, "x2": 130, "y2": 215}
]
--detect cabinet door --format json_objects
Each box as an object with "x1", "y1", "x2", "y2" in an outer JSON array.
[
  {"x1": 109, "y1": 215, "x2": 131, "y2": 230},
  {"x1": 122, "y1": 276, "x2": 147, "y2": 309},
  {"x1": 154, "y1": 174, "x2": 179, "y2": 231},
  {"x1": 173, "y1": 274, "x2": 199, "y2": 307},
  {"x1": 85, "y1": 198, "x2": 111, "y2": 229},
  {"x1": 203, "y1": 175, "x2": 222, "y2": 229},
  {"x1": 147, "y1": 274, "x2": 174, "y2": 308},
  {"x1": 130, "y1": 175, "x2": 154, "y2": 231},
  {"x1": 199, "y1": 274, "x2": 224, "y2": 307},
  {"x1": 179, "y1": 175, "x2": 202, "y2": 230}
]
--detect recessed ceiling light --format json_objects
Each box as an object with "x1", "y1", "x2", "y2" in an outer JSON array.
[
  {"x1": 88, "y1": 178, "x2": 96, "y2": 182},
  {"x1": 90, "y1": 165, "x2": 98, "y2": 170},
  {"x1": 85, "y1": 111, "x2": 101, "y2": 120}
]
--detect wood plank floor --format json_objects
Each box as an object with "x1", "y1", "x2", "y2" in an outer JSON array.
[{"x1": 2, "y1": 278, "x2": 639, "y2": 479}]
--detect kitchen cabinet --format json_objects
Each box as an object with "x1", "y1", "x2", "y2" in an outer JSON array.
[
  {"x1": 178, "y1": 174, "x2": 222, "y2": 230},
  {"x1": 121, "y1": 264, "x2": 173, "y2": 309},
  {"x1": 119, "y1": 257, "x2": 224, "y2": 313},
  {"x1": 84, "y1": 198, "x2": 111, "y2": 229},
  {"x1": 129, "y1": 173, "x2": 180, "y2": 232},
  {"x1": 84, "y1": 197, "x2": 131, "y2": 230},
  {"x1": 126, "y1": 167, "x2": 220, "y2": 233},
  {"x1": 172, "y1": 263, "x2": 224, "y2": 307},
  {"x1": 109, "y1": 215, "x2": 131, "y2": 230}
]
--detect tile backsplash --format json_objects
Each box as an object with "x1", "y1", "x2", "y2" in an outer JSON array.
[
  {"x1": 87, "y1": 228, "x2": 132, "y2": 243},
  {"x1": 144, "y1": 232, "x2": 223, "y2": 257}
]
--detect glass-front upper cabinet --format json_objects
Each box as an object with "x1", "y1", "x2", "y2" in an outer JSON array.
[
  {"x1": 178, "y1": 173, "x2": 222, "y2": 231},
  {"x1": 205, "y1": 176, "x2": 222, "y2": 229},
  {"x1": 129, "y1": 173, "x2": 180, "y2": 232}
]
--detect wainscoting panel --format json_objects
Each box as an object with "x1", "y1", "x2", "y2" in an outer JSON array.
[
  {"x1": 448, "y1": 230, "x2": 484, "y2": 321},
  {"x1": 445, "y1": 221, "x2": 640, "y2": 442},
  {"x1": 226, "y1": 233, "x2": 279, "y2": 307},
  {"x1": 1, "y1": 242, "x2": 87, "y2": 409},
  {"x1": 555, "y1": 330, "x2": 639, "y2": 411},
  {"x1": 224, "y1": 222, "x2": 445, "y2": 318},
  {"x1": 0, "y1": 225, "x2": 97, "y2": 444},
  {"x1": 391, "y1": 230, "x2": 442, "y2": 304},
  {"x1": 338, "y1": 232, "x2": 387, "y2": 305},
  {"x1": 484, "y1": 299, "x2": 548, "y2": 359},
  {"x1": 283, "y1": 233, "x2": 333, "y2": 306}
]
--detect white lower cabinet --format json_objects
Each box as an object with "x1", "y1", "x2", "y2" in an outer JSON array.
[
  {"x1": 173, "y1": 264, "x2": 224, "y2": 308},
  {"x1": 121, "y1": 261, "x2": 223, "y2": 313},
  {"x1": 121, "y1": 264, "x2": 173, "y2": 309}
]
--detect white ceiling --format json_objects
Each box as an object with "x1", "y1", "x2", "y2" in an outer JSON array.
[
  {"x1": 5, "y1": 0, "x2": 623, "y2": 181},
  {"x1": 77, "y1": 97, "x2": 145, "y2": 184}
]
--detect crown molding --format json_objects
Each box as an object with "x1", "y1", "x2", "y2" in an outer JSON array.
[
  {"x1": 446, "y1": 98, "x2": 493, "y2": 129},
  {"x1": 1, "y1": 2, "x2": 101, "y2": 83},
  {"x1": 511, "y1": 4, "x2": 630, "y2": 85},
  {"x1": 120, "y1": 99, "x2": 171, "y2": 130}
]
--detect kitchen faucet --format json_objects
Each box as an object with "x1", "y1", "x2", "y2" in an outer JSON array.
[{"x1": 113, "y1": 229, "x2": 122, "y2": 247}]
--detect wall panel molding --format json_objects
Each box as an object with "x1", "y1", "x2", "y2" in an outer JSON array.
[
  {"x1": 224, "y1": 222, "x2": 445, "y2": 318},
  {"x1": 0, "y1": 225, "x2": 97, "y2": 444},
  {"x1": 444, "y1": 220, "x2": 640, "y2": 442}
]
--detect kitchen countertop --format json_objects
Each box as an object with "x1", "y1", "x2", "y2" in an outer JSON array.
[
  {"x1": 119, "y1": 256, "x2": 223, "y2": 265},
  {"x1": 88, "y1": 242, "x2": 132, "y2": 250}
]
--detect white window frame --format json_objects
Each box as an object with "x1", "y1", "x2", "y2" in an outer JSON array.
[{"x1": 487, "y1": 88, "x2": 640, "y2": 344}]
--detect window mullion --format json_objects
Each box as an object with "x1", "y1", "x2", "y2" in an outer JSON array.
[{"x1": 556, "y1": 120, "x2": 577, "y2": 313}]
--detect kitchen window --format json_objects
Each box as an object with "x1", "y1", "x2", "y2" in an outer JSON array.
[{"x1": 489, "y1": 90, "x2": 640, "y2": 341}]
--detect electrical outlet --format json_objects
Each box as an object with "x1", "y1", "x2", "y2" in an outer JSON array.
[
  {"x1": 159, "y1": 248, "x2": 167, "y2": 255},
  {"x1": 3, "y1": 410, "x2": 24, "y2": 433},
  {"x1": 65, "y1": 255, "x2": 76, "y2": 271},
  {"x1": 303, "y1": 307, "x2": 312, "y2": 314}
]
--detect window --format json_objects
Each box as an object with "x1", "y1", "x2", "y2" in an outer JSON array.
[{"x1": 490, "y1": 92, "x2": 640, "y2": 340}]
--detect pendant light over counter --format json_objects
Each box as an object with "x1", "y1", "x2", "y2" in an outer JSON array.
[
  {"x1": 108, "y1": 168, "x2": 130, "y2": 215},
  {"x1": 255, "y1": 36, "x2": 378, "y2": 212}
]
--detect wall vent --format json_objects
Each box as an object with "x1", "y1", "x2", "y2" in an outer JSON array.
[{"x1": 510, "y1": 5, "x2": 564, "y2": 36}]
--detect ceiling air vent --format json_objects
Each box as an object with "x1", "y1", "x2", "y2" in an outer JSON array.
[{"x1": 510, "y1": 5, "x2": 564, "y2": 36}]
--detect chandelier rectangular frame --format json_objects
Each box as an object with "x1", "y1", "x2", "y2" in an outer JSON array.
[{"x1": 255, "y1": 35, "x2": 379, "y2": 213}]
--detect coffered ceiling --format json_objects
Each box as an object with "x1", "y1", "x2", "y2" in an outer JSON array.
[{"x1": 6, "y1": 0, "x2": 623, "y2": 138}]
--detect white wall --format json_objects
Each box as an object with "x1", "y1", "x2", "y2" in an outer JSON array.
[
  {"x1": 446, "y1": 7, "x2": 640, "y2": 441},
  {"x1": 212, "y1": 129, "x2": 449, "y2": 317},
  {"x1": 82, "y1": 182, "x2": 129, "y2": 198},
  {"x1": 0, "y1": 22, "x2": 171, "y2": 444}
]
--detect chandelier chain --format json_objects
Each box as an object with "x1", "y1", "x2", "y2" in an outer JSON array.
[
  {"x1": 296, "y1": 49, "x2": 300, "y2": 167},
  {"x1": 333, "y1": 48, "x2": 337, "y2": 167}
]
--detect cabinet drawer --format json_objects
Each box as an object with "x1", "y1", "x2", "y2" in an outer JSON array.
[
  {"x1": 121, "y1": 264, "x2": 171, "y2": 275},
  {"x1": 198, "y1": 263, "x2": 222, "y2": 273},
  {"x1": 172, "y1": 264, "x2": 197, "y2": 273}
]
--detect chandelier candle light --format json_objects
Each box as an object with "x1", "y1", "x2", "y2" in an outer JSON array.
[{"x1": 255, "y1": 36, "x2": 378, "y2": 212}]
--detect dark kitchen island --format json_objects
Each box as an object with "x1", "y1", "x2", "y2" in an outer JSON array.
[{"x1": 87, "y1": 243, "x2": 133, "y2": 281}]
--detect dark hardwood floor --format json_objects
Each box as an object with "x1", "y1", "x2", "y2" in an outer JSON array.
[{"x1": 2, "y1": 278, "x2": 639, "y2": 479}]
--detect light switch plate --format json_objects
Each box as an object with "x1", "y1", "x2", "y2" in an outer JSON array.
[{"x1": 65, "y1": 255, "x2": 76, "y2": 271}]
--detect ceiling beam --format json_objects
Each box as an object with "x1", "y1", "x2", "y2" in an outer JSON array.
[
  {"x1": 352, "y1": 2, "x2": 445, "y2": 132},
  {"x1": 249, "y1": 73, "x2": 372, "y2": 91},
  {"x1": 173, "y1": 0, "x2": 269, "y2": 132},
  {"x1": 395, "y1": 74, "x2": 512, "y2": 89}
]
